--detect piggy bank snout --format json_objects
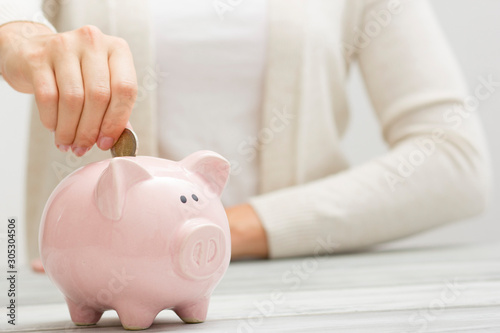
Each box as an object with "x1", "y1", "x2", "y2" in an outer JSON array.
[{"x1": 175, "y1": 220, "x2": 227, "y2": 280}]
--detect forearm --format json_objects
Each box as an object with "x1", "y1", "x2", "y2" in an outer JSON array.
[
  {"x1": 250, "y1": 104, "x2": 491, "y2": 258},
  {"x1": 0, "y1": 13, "x2": 137, "y2": 154}
]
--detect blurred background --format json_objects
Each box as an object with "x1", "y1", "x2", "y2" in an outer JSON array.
[{"x1": 1, "y1": 0, "x2": 499, "y2": 266}]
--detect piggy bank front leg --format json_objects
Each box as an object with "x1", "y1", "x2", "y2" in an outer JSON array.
[
  {"x1": 115, "y1": 305, "x2": 159, "y2": 330},
  {"x1": 65, "y1": 297, "x2": 103, "y2": 326},
  {"x1": 174, "y1": 297, "x2": 210, "y2": 324}
]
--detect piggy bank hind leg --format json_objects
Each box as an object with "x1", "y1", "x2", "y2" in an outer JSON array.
[
  {"x1": 65, "y1": 297, "x2": 103, "y2": 326},
  {"x1": 174, "y1": 297, "x2": 210, "y2": 324}
]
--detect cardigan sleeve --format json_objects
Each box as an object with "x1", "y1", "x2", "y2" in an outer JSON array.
[
  {"x1": 249, "y1": 0, "x2": 492, "y2": 258},
  {"x1": 0, "y1": 1, "x2": 55, "y2": 31}
]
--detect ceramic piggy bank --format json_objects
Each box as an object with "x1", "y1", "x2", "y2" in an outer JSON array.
[{"x1": 39, "y1": 151, "x2": 231, "y2": 330}]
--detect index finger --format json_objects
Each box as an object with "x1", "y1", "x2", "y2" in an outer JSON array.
[{"x1": 96, "y1": 38, "x2": 137, "y2": 151}]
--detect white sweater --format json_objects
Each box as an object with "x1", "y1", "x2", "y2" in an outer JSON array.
[
  {"x1": 149, "y1": 0, "x2": 266, "y2": 207},
  {"x1": 0, "y1": 0, "x2": 491, "y2": 259}
]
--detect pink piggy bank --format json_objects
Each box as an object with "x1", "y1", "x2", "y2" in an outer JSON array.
[{"x1": 39, "y1": 151, "x2": 231, "y2": 330}]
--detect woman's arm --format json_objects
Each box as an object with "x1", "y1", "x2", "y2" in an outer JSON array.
[
  {"x1": 0, "y1": 18, "x2": 138, "y2": 156},
  {"x1": 238, "y1": 0, "x2": 491, "y2": 258}
]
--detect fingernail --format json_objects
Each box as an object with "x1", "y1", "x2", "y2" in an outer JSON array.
[
  {"x1": 57, "y1": 145, "x2": 70, "y2": 153},
  {"x1": 98, "y1": 136, "x2": 114, "y2": 150},
  {"x1": 72, "y1": 147, "x2": 89, "y2": 157}
]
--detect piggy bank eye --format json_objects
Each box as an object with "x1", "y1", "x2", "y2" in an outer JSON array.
[
  {"x1": 192, "y1": 194, "x2": 199, "y2": 202},
  {"x1": 180, "y1": 195, "x2": 187, "y2": 203}
]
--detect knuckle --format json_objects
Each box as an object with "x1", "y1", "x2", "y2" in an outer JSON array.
[
  {"x1": 111, "y1": 37, "x2": 129, "y2": 49},
  {"x1": 49, "y1": 33, "x2": 72, "y2": 51},
  {"x1": 75, "y1": 128, "x2": 99, "y2": 147},
  {"x1": 88, "y1": 85, "x2": 111, "y2": 105},
  {"x1": 77, "y1": 25, "x2": 103, "y2": 44},
  {"x1": 24, "y1": 47, "x2": 46, "y2": 63},
  {"x1": 99, "y1": 117, "x2": 125, "y2": 136},
  {"x1": 113, "y1": 81, "x2": 138, "y2": 106},
  {"x1": 61, "y1": 89, "x2": 85, "y2": 109},
  {"x1": 114, "y1": 80, "x2": 138, "y2": 101},
  {"x1": 55, "y1": 130, "x2": 75, "y2": 145},
  {"x1": 35, "y1": 87, "x2": 58, "y2": 106},
  {"x1": 98, "y1": 122, "x2": 117, "y2": 137}
]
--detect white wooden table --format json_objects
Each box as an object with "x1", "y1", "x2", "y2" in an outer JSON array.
[{"x1": 2, "y1": 243, "x2": 500, "y2": 332}]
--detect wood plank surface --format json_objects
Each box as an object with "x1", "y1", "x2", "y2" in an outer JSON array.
[{"x1": 2, "y1": 243, "x2": 499, "y2": 332}]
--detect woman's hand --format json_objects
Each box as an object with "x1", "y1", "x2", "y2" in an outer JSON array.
[
  {"x1": 226, "y1": 204, "x2": 269, "y2": 259},
  {"x1": 0, "y1": 22, "x2": 137, "y2": 156}
]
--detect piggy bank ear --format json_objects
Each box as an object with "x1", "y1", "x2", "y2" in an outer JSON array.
[
  {"x1": 181, "y1": 151, "x2": 230, "y2": 197},
  {"x1": 95, "y1": 158, "x2": 152, "y2": 220}
]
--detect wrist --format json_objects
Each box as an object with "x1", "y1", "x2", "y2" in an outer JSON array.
[
  {"x1": 0, "y1": 21, "x2": 53, "y2": 55},
  {"x1": 0, "y1": 22, "x2": 54, "y2": 76},
  {"x1": 227, "y1": 203, "x2": 269, "y2": 259}
]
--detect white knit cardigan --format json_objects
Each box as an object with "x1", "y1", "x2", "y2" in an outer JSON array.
[{"x1": 0, "y1": 0, "x2": 491, "y2": 260}]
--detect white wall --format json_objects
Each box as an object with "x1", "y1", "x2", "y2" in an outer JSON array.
[
  {"x1": 0, "y1": 0, "x2": 499, "y2": 266},
  {"x1": 0, "y1": 0, "x2": 42, "y2": 266},
  {"x1": 0, "y1": 80, "x2": 32, "y2": 266}
]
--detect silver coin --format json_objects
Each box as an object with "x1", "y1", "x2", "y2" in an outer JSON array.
[{"x1": 110, "y1": 128, "x2": 138, "y2": 157}]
